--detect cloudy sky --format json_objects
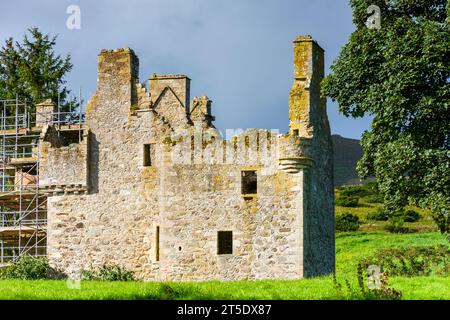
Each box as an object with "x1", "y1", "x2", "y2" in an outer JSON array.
[{"x1": 0, "y1": 0, "x2": 371, "y2": 139}]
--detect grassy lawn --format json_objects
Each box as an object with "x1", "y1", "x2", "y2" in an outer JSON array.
[{"x1": 0, "y1": 232, "x2": 448, "y2": 300}]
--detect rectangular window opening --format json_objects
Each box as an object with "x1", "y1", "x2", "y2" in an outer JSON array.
[
  {"x1": 155, "y1": 226, "x2": 160, "y2": 262},
  {"x1": 217, "y1": 231, "x2": 233, "y2": 255},
  {"x1": 144, "y1": 144, "x2": 154, "y2": 167},
  {"x1": 241, "y1": 170, "x2": 257, "y2": 195}
]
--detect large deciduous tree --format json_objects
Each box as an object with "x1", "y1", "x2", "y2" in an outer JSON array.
[{"x1": 323, "y1": 0, "x2": 449, "y2": 234}]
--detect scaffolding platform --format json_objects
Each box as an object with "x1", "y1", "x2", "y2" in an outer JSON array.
[
  {"x1": 0, "y1": 225, "x2": 46, "y2": 236},
  {"x1": 0, "y1": 97, "x2": 85, "y2": 263},
  {"x1": 4, "y1": 157, "x2": 38, "y2": 167}
]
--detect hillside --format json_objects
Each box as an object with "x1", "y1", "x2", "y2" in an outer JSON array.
[{"x1": 332, "y1": 134, "x2": 363, "y2": 186}]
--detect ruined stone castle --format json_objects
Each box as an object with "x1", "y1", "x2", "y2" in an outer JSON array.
[{"x1": 1, "y1": 35, "x2": 334, "y2": 280}]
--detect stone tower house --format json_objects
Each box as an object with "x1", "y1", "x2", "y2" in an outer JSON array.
[{"x1": 43, "y1": 35, "x2": 334, "y2": 280}]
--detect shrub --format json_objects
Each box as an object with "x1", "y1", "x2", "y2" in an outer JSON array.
[
  {"x1": 365, "y1": 194, "x2": 385, "y2": 204},
  {"x1": 333, "y1": 263, "x2": 402, "y2": 300},
  {"x1": 340, "y1": 185, "x2": 369, "y2": 198},
  {"x1": 335, "y1": 213, "x2": 360, "y2": 232},
  {"x1": 384, "y1": 224, "x2": 414, "y2": 234},
  {"x1": 367, "y1": 208, "x2": 389, "y2": 221},
  {"x1": 403, "y1": 209, "x2": 421, "y2": 223},
  {"x1": 364, "y1": 181, "x2": 384, "y2": 202},
  {"x1": 359, "y1": 245, "x2": 450, "y2": 277},
  {"x1": 335, "y1": 195, "x2": 359, "y2": 207},
  {"x1": 81, "y1": 264, "x2": 135, "y2": 281},
  {"x1": 367, "y1": 208, "x2": 420, "y2": 224},
  {"x1": 384, "y1": 211, "x2": 415, "y2": 233},
  {"x1": 0, "y1": 255, "x2": 57, "y2": 280}
]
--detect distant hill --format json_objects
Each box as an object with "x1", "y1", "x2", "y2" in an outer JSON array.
[{"x1": 332, "y1": 134, "x2": 363, "y2": 186}]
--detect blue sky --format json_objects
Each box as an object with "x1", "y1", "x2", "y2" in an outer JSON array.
[{"x1": 0, "y1": 0, "x2": 371, "y2": 139}]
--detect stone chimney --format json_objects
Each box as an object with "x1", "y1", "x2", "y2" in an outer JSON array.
[
  {"x1": 289, "y1": 35, "x2": 326, "y2": 137},
  {"x1": 190, "y1": 96, "x2": 214, "y2": 128},
  {"x1": 87, "y1": 48, "x2": 139, "y2": 121},
  {"x1": 97, "y1": 48, "x2": 139, "y2": 103},
  {"x1": 36, "y1": 99, "x2": 57, "y2": 127}
]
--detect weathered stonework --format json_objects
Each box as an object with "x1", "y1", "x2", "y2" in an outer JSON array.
[{"x1": 43, "y1": 36, "x2": 334, "y2": 280}]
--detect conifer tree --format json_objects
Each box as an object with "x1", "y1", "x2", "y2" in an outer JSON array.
[{"x1": 0, "y1": 28, "x2": 78, "y2": 114}]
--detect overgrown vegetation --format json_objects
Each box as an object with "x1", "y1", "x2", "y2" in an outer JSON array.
[
  {"x1": 360, "y1": 245, "x2": 450, "y2": 277},
  {"x1": 335, "y1": 182, "x2": 381, "y2": 208},
  {"x1": 81, "y1": 264, "x2": 135, "y2": 282},
  {"x1": 0, "y1": 255, "x2": 58, "y2": 280},
  {"x1": 367, "y1": 208, "x2": 389, "y2": 221},
  {"x1": 335, "y1": 213, "x2": 360, "y2": 232},
  {"x1": 335, "y1": 195, "x2": 359, "y2": 207},
  {"x1": 384, "y1": 211, "x2": 415, "y2": 234},
  {"x1": 403, "y1": 210, "x2": 421, "y2": 223},
  {"x1": 333, "y1": 263, "x2": 402, "y2": 300},
  {"x1": 336, "y1": 181, "x2": 443, "y2": 235}
]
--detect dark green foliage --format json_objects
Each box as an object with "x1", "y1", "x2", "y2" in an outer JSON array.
[
  {"x1": 337, "y1": 181, "x2": 384, "y2": 205},
  {"x1": 384, "y1": 224, "x2": 414, "y2": 234},
  {"x1": 340, "y1": 185, "x2": 370, "y2": 198},
  {"x1": 363, "y1": 181, "x2": 385, "y2": 203},
  {"x1": 335, "y1": 195, "x2": 359, "y2": 207},
  {"x1": 364, "y1": 194, "x2": 384, "y2": 204},
  {"x1": 323, "y1": 0, "x2": 450, "y2": 235},
  {"x1": 81, "y1": 264, "x2": 135, "y2": 281},
  {"x1": 0, "y1": 28, "x2": 78, "y2": 112},
  {"x1": 403, "y1": 209, "x2": 421, "y2": 222},
  {"x1": 0, "y1": 255, "x2": 57, "y2": 280},
  {"x1": 367, "y1": 208, "x2": 389, "y2": 221},
  {"x1": 336, "y1": 213, "x2": 361, "y2": 231},
  {"x1": 360, "y1": 245, "x2": 450, "y2": 276},
  {"x1": 367, "y1": 207, "x2": 421, "y2": 224},
  {"x1": 385, "y1": 211, "x2": 415, "y2": 233}
]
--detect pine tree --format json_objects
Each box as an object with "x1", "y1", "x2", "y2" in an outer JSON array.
[
  {"x1": 0, "y1": 28, "x2": 78, "y2": 114},
  {"x1": 0, "y1": 38, "x2": 26, "y2": 101}
]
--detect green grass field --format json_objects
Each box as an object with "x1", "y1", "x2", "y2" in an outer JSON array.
[
  {"x1": 0, "y1": 188, "x2": 448, "y2": 300},
  {"x1": 0, "y1": 232, "x2": 448, "y2": 300}
]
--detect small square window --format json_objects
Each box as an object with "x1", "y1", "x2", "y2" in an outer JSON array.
[
  {"x1": 241, "y1": 170, "x2": 257, "y2": 194},
  {"x1": 217, "y1": 231, "x2": 233, "y2": 255}
]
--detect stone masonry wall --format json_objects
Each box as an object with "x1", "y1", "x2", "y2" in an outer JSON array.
[
  {"x1": 39, "y1": 126, "x2": 89, "y2": 190},
  {"x1": 45, "y1": 37, "x2": 334, "y2": 280}
]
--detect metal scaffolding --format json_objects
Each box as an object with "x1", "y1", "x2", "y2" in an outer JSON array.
[{"x1": 0, "y1": 97, "x2": 85, "y2": 265}]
